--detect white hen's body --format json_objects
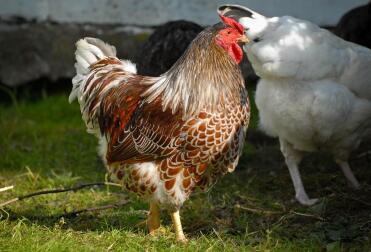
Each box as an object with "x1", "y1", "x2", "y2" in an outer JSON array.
[
  {"x1": 256, "y1": 79, "x2": 371, "y2": 155},
  {"x1": 233, "y1": 9, "x2": 371, "y2": 205},
  {"x1": 246, "y1": 16, "x2": 371, "y2": 150}
]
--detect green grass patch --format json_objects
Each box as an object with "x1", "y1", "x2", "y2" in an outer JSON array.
[{"x1": 0, "y1": 89, "x2": 371, "y2": 251}]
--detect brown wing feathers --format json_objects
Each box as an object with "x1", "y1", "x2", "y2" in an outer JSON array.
[{"x1": 105, "y1": 94, "x2": 183, "y2": 164}]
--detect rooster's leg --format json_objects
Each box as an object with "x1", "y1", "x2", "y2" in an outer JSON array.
[
  {"x1": 148, "y1": 202, "x2": 161, "y2": 234},
  {"x1": 335, "y1": 159, "x2": 360, "y2": 189},
  {"x1": 280, "y1": 139, "x2": 318, "y2": 206},
  {"x1": 170, "y1": 210, "x2": 187, "y2": 243}
]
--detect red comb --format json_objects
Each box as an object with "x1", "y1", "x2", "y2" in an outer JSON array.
[{"x1": 219, "y1": 14, "x2": 244, "y2": 34}]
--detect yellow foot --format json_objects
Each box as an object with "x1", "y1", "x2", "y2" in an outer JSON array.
[
  {"x1": 176, "y1": 234, "x2": 188, "y2": 244},
  {"x1": 148, "y1": 202, "x2": 161, "y2": 234},
  {"x1": 170, "y1": 210, "x2": 188, "y2": 244},
  {"x1": 149, "y1": 226, "x2": 167, "y2": 236}
]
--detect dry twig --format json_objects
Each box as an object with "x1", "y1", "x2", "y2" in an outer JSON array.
[
  {"x1": 0, "y1": 185, "x2": 14, "y2": 193},
  {"x1": 234, "y1": 203, "x2": 325, "y2": 221},
  {"x1": 289, "y1": 211, "x2": 325, "y2": 221},
  {"x1": 58, "y1": 199, "x2": 130, "y2": 218},
  {"x1": 234, "y1": 203, "x2": 281, "y2": 216},
  {"x1": 0, "y1": 182, "x2": 121, "y2": 208},
  {"x1": 339, "y1": 192, "x2": 371, "y2": 207}
]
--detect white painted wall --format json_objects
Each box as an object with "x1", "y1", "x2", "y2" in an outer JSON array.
[{"x1": 0, "y1": 0, "x2": 368, "y2": 26}]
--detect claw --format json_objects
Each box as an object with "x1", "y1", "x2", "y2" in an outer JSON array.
[{"x1": 296, "y1": 195, "x2": 319, "y2": 206}]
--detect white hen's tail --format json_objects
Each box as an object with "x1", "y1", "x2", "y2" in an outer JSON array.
[{"x1": 69, "y1": 37, "x2": 117, "y2": 103}]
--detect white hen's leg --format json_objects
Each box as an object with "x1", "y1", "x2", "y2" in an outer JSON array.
[
  {"x1": 335, "y1": 159, "x2": 360, "y2": 189},
  {"x1": 280, "y1": 139, "x2": 318, "y2": 206}
]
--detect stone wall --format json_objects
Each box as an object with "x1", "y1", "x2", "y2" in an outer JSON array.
[
  {"x1": 0, "y1": 0, "x2": 367, "y2": 26},
  {"x1": 0, "y1": 22, "x2": 150, "y2": 87},
  {"x1": 0, "y1": 0, "x2": 368, "y2": 87}
]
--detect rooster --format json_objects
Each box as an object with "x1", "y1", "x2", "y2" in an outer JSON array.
[
  {"x1": 69, "y1": 15, "x2": 250, "y2": 242},
  {"x1": 219, "y1": 5, "x2": 371, "y2": 206}
]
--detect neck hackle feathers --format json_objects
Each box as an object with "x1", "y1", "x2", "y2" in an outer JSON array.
[{"x1": 143, "y1": 26, "x2": 245, "y2": 119}]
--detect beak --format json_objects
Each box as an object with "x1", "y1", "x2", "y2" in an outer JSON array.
[{"x1": 238, "y1": 34, "x2": 250, "y2": 43}]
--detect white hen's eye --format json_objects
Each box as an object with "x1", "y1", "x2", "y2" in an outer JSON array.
[{"x1": 253, "y1": 37, "x2": 261, "y2": 42}]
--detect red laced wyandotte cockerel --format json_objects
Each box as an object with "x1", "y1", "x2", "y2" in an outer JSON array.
[{"x1": 69, "y1": 15, "x2": 250, "y2": 242}]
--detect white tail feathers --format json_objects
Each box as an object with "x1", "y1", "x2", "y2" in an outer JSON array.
[
  {"x1": 70, "y1": 37, "x2": 137, "y2": 103},
  {"x1": 69, "y1": 37, "x2": 117, "y2": 103},
  {"x1": 74, "y1": 37, "x2": 117, "y2": 75}
]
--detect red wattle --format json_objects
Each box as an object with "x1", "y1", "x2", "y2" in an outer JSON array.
[{"x1": 229, "y1": 43, "x2": 243, "y2": 64}]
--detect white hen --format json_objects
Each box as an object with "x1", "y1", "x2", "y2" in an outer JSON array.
[{"x1": 219, "y1": 5, "x2": 371, "y2": 205}]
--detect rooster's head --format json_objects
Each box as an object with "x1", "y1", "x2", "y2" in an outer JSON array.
[{"x1": 215, "y1": 15, "x2": 249, "y2": 64}]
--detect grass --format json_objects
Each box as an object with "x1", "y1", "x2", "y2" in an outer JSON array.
[{"x1": 0, "y1": 86, "x2": 371, "y2": 251}]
